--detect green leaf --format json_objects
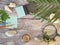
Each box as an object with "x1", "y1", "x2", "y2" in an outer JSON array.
[{"x1": 0, "y1": 10, "x2": 10, "y2": 22}]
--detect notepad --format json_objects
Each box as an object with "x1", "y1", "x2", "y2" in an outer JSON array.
[
  {"x1": 6, "y1": 16, "x2": 17, "y2": 29},
  {"x1": 15, "y1": 6, "x2": 25, "y2": 18}
]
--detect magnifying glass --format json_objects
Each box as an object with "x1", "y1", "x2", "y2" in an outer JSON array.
[{"x1": 42, "y1": 23, "x2": 57, "y2": 39}]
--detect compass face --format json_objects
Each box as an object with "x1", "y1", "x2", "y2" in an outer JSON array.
[
  {"x1": 22, "y1": 34, "x2": 31, "y2": 42},
  {"x1": 44, "y1": 25, "x2": 56, "y2": 36}
]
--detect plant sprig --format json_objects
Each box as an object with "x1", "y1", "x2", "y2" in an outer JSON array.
[{"x1": 27, "y1": 0, "x2": 60, "y2": 23}]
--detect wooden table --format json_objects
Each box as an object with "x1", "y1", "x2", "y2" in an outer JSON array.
[{"x1": 0, "y1": 15, "x2": 60, "y2": 45}]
